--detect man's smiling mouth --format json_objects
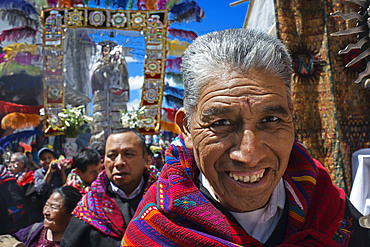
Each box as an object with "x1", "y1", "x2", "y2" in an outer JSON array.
[{"x1": 228, "y1": 169, "x2": 265, "y2": 183}]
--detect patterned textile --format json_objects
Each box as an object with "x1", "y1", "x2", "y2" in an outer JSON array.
[
  {"x1": 65, "y1": 168, "x2": 90, "y2": 195},
  {"x1": 73, "y1": 168, "x2": 157, "y2": 238},
  {"x1": 0, "y1": 165, "x2": 15, "y2": 186},
  {"x1": 274, "y1": 0, "x2": 370, "y2": 193},
  {"x1": 122, "y1": 135, "x2": 347, "y2": 246},
  {"x1": 37, "y1": 227, "x2": 60, "y2": 247},
  {"x1": 15, "y1": 168, "x2": 34, "y2": 187}
]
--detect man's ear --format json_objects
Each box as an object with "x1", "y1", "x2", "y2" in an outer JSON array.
[{"x1": 175, "y1": 108, "x2": 193, "y2": 149}]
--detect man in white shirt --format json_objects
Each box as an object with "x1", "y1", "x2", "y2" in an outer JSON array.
[
  {"x1": 122, "y1": 29, "x2": 370, "y2": 246},
  {"x1": 61, "y1": 129, "x2": 157, "y2": 247}
]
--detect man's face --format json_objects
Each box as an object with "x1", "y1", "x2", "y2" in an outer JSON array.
[
  {"x1": 39, "y1": 152, "x2": 54, "y2": 170},
  {"x1": 8, "y1": 155, "x2": 24, "y2": 175},
  {"x1": 181, "y1": 70, "x2": 295, "y2": 212},
  {"x1": 104, "y1": 132, "x2": 147, "y2": 196},
  {"x1": 76, "y1": 163, "x2": 102, "y2": 186}
]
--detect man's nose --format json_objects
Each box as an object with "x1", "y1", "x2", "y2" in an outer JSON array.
[
  {"x1": 114, "y1": 154, "x2": 126, "y2": 166},
  {"x1": 229, "y1": 129, "x2": 266, "y2": 166}
]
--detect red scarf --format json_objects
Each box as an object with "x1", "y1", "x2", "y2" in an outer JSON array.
[
  {"x1": 121, "y1": 135, "x2": 346, "y2": 246},
  {"x1": 73, "y1": 169, "x2": 157, "y2": 238}
]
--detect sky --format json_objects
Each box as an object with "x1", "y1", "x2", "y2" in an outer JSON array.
[{"x1": 126, "y1": 0, "x2": 250, "y2": 109}]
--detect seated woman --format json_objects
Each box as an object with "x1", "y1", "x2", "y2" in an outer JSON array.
[
  {"x1": 13, "y1": 186, "x2": 81, "y2": 247},
  {"x1": 65, "y1": 148, "x2": 101, "y2": 195}
]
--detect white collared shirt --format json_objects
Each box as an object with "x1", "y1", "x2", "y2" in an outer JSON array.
[
  {"x1": 200, "y1": 173, "x2": 286, "y2": 243},
  {"x1": 110, "y1": 176, "x2": 144, "y2": 200}
]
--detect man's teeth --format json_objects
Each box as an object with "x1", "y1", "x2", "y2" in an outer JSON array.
[{"x1": 229, "y1": 170, "x2": 265, "y2": 183}]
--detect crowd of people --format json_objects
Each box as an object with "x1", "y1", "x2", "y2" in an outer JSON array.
[
  {"x1": 1, "y1": 28, "x2": 370, "y2": 246},
  {"x1": 0, "y1": 128, "x2": 162, "y2": 246}
]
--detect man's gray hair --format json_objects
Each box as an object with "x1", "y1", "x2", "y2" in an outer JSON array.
[
  {"x1": 12, "y1": 152, "x2": 28, "y2": 167},
  {"x1": 181, "y1": 28, "x2": 293, "y2": 124}
]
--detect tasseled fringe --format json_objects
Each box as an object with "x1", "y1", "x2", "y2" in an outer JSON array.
[
  {"x1": 1, "y1": 112, "x2": 42, "y2": 130},
  {"x1": 0, "y1": 129, "x2": 43, "y2": 153},
  {"x1": 0, "y1": 0, "x2": 39, "y2": 16},
  {"x1": 0, "y1": 101, "x2": 43, "y2": 115},
  {"x1": 157, "y1": 0, "x2": 168, "y2": 9},
  {"x1": 160, "y1": 120, "x2": 181, "y2": 134},
  {"x1": 170, "y1": 0, "x2": 205, "y2": 23},
  {"x1": 0, "y1": 26, "x2": 37, "y2": 44},
  {"x1": 167, "y1": 39, "x2": 190, "y2": 56},
  {"x1": 0, "y1": 9, "x2": 39, "y2": 29},
  {"x1": 166, "y1": 57, "x2": 182, "y2": 71},
  {"x1": 146, "y1": 0, "x2": 158, "y2": 10},
  {"x1": 168, "y1": 28, "x2": 197, "y2": 41},
  {"x1": 136, "y1": 0, "x2": 147, "y2": 10}
]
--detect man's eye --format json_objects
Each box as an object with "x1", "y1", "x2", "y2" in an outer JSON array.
[
  {"x1": 261, "y1": 116, "x2": 280, "y2": 123},
  {"x1": 211, "y1": 119, "x2": 231, "y2": 126},
  {"x1": 107, "y1": 154, "x2": 117, "y2": 160}
]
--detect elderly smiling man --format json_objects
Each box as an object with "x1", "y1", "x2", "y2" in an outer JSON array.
[{"x1": 122, "y1": 29, "x2": 370, "y2": 246}]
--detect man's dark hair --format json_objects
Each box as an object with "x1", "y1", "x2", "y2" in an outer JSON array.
[
  {"x1": 88, "y1": 141, "x2": 105, "y2": 157},
  {"x1": 53, "y1": 186, "x2": 82, "y2": 213},
  {"x1": 110, "y1": 128, "x2": 146, "y2": 157},
  {"x1": 72, "y1": 148, "x2": 101, "y2": 173}
]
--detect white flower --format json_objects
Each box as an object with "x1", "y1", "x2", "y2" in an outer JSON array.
[{"x1": 39, "y1": 108, "x2": 45, "y2": 116}]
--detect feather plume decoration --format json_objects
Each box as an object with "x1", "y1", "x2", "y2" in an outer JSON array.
[
  {"x1": 160, "y1": 120, "x2": 181, "y2": 134},
  {"x1": 146, "y1": 0, "x2": 158, "y2": 10},
  {"x1": 59, "y1": 0, "x2": 72, "y2": 7},
  {"x1": 34, "y1": 0, "x2": 49, "y2": 8},
  {"x1": 170, "y1": 0, "x2": 205, "y2": 23},
  {"x1": 157, "y1": 0, "x2": 168, "y2": 9},
  {"x1": 0, "y1": 53, "x2": 6, "y2": 64},
  {"x1": 162, "y1": 107, "x2": 177, "y2": 122},
  {"x1": 0, "y1": 61, "x2": 41, "y2": 77},
  {"x1": 0, "y1": 26, "x2": 38, "y2": 44},
  {"x1": 164, "y1": 95, "x2": 183, "y2": 108},
  {"x1": 165, "y1": 72, "x2": 183, "y2": 85},
  {"x1": 168, "y1": 28, "x2": 197, "y2": 41},
  {"x1": 113, "y1": 0, "x2": 129, "y2": 8},
  {"x1": 164, "y1": 84, "x2": 184, "y2": 99},
  {"x1": 136, "y1": 0, "x2": 147, "y2": 10},
  {"x1": 0, "y1": 129, "x2": 43, "y2": 152},
  {"x1": 104, "y1": 0, "x2": 114, "y2": 7},
  {"x1": 166, "y1": 57, "x2": 182, "y2": 71},
  {"x1": 165, "y1": 0, "x2": 181, "y2": 10},
  {"x1": 127, "y1": 0, "x2": 134, "y2": 9},
  {"x1": 0, "y1": 101, "x2": 43, "y2": 115},
  {"x1": 3, "y1": 43, "x2": 39, "y2": 60},
  {"x1": 0, "y1": 9, "x2": 39, "y2": 29},
  {"x1": 1, "y1": 112, "x2": 42, "y2": 130},
  {"x1": 0, "y1": 0, "x2": 39, "y2": 16},
  {"x1": 167, "y1": 39, "x2": 190, "y2": 56}
]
